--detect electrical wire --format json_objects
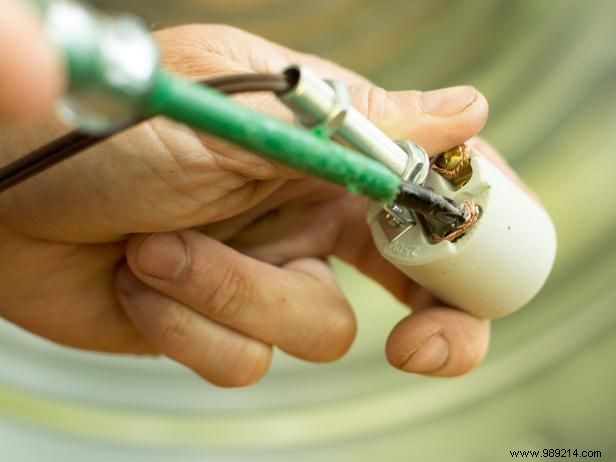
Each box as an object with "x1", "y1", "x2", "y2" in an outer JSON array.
[
  {"x1": 0, "y1": 73, "x2": 291, "y2": 193},
  {"x1": 0, "y1": 70, "x2": 464, "y2": 225},
  {"x1": 395, "y1": 181, "x2": 467, "y2": 226},
  {"x1": 147, "y1": 70, "x2": 401, "y2": 203}
]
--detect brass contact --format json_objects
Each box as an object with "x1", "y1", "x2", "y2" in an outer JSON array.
[{"x1": 432, "y1": 144, "x2": 473, "y2": 189}]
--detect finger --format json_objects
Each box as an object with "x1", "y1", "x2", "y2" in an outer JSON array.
[
  {"x1": 202, "y1": 179, "x2": 492, "y2": 378},
  {"x1": 215, "y1": 189, "x2": 492, "y2": 377},
  {"x1": 0, "y1": 0, "x2": 63, "y2": 121},
  {"x1": 160, "y1": 24, "x2": 488, "y2": 156},
  {"x1": 216, "y1": 186, "x2": 413, "y2": 300},
  {"x1": 0, "y1": 231, "x2": 155, "y2": 355},
  {"x1": 157, "y1": 24, "x2": 367, "y2": 85},
  {"x1": 125, "y1": 230, "x2": 357, "y2": 362},
  {"x1": 116, "y1": 265, "x2": 272, "y2": 387},
  {"x1": 333, "y1": 193, "x2": 490, "y2": 378},
  {"x1": 348, "y1": 83, "x2": 488, "y2": 155},
  {"x1": 385, "y1": 306, "x2": 490, "y2": 376}
]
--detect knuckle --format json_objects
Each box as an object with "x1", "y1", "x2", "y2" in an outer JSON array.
[
  {"x1": 353, "y1": 83, "x2": 389, "y2": 125},
  {"x1": 157, "y1": 302, "x2": 192, "y2": 351},
  {"x1": 200, "y1": 264, "x2": 250, "y2": 323}
]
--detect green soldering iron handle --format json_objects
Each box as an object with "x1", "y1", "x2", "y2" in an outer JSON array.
[
  {"x1": 147, "y1": 71, "x2": 402, "y2": 203},
  {"x1": 33, "y1": 0, "x2": 402, "y2": 203}
]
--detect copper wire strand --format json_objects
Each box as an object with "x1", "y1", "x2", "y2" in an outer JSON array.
[
  {"x1": 431, "y1": 143, "x2": 471, "y2": 180},
  {"x1": 432, "y1": 200, "x2": 480, "y2": 243}
]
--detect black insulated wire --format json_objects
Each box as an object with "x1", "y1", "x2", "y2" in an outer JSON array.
[
  {"x1": 395, "y1": 182, "x2": 467, "y2": 226},
  {"x1": 0, "y1": 73, "x2": 291, "y2": 193}
]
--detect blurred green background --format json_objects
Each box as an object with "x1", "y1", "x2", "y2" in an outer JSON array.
[{"x1": 1, "y1": 0, "x2": 615, "y2": 460}]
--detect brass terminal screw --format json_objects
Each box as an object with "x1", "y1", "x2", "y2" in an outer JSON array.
[
  {"x1": 432, "y1": 144, "x2": 472, "y2": 189},
  {"x1": 435, "y1": 145, "x2": 465, "y2": 170}
]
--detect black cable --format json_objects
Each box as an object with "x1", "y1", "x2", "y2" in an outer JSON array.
[
  {"x1": 206, "y1": 73, "x2": 291, "y2": 94},
  {"x1": 0, "y1": 130, "x2": 112, "y2": 193},
  {"x1": 395, "y1": 182, "x2": 467, "y2": 226},
  {"x1": 0, "y1": 73, "x2": 291, "y2": 193}
]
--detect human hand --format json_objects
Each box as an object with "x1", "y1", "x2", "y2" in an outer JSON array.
[
  {"x1": 0, "y1": 0, "x2": 63, "y2": 121},
  {"x1": 0, "y1": 24, "x2": 504, "y2": 386}
]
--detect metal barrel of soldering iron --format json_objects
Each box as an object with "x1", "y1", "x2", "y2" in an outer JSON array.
[
  {"x1": 278, "y1": 66, "x2": 465, "y2": 224},
  {"x1": 278, "y1": 65, "x2": 427, "y2": 181},
  {"x1": 32, "y1": 0, "x2": 464, "y2": 223}
]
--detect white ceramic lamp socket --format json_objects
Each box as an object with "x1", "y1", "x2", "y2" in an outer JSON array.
[{"x1": 368, "y1": 149, "x2": 557, "y2": 319}]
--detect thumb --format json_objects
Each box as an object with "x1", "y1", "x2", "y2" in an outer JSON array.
[
  {"x1": 0, "y1": 0, "x2": 64, "y2": 121},
  {"x1": 348, "y1": 83, "x2": 488, "y2": 154},
  {"x1": 157, "y1": 24, "x2": 487, "y2": 155}
]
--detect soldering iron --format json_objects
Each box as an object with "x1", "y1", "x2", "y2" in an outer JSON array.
[{"x1": 0, "y1": 0, "x2": 557, "y2": 319}]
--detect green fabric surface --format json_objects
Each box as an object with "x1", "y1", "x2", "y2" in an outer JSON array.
[{"x1": 1, "y1": 0, "x2": 614, "y2": 460}]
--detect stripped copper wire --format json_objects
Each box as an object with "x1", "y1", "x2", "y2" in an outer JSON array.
[{"x1": 432, "y1": 200, "x2": 480, "y2": 243}]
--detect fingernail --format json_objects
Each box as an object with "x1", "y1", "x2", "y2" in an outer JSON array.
[
  {"x1": 117, "y1": 267, "x2": 147, "y2": 296},
  {"x1": 420, "y1": 86, "x2": 477, "y2": 116},
  {"x1": 136, "y1": 232, "x2": 188, "y2": 280},
  {"x1": 402, "y1": 334, "x2": 449, "y2": 373}
]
